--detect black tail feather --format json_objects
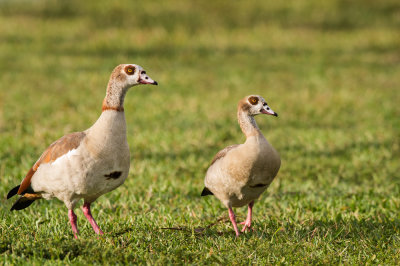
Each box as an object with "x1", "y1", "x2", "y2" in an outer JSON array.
[
  {"x1": 201, "y1": 187, "x2": 213, "y2": 196},
  {"x1": 10, "y1": 196, "x2": 36, "y2": 211},
  {"x1": 7, "y1": 185, "x2": 20, "y2": 199}
]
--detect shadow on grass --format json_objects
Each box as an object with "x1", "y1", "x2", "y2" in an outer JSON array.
[
  {"x1": 160, "y1": 216, "x2": 231, "y2": 236},
  {"x1": 287, "y1": 216, "x2": 400, "y2": 244},
  {"x1": 194, "y1": 215, "x2": 400, "y2": 242},
  {"x1": 111, "y1": 227, "x2": 135, "y2": 237}
]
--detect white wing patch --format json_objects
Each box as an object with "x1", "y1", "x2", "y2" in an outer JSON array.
[{"x1": 51, "y1": 149, "x2": 79, "y2": 166}]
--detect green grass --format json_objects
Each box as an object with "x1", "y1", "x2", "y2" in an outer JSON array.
[{"x1": 1, "y1": 0, "x2": 399, "y2": 264}]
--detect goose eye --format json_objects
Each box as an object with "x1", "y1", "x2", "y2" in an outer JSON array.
[
  {"x1": 249, "y1": 96, "x2": 259, "y2": 105},
  {"x1": 124, "y1": 66, "x2": 136, "y2": 75}
]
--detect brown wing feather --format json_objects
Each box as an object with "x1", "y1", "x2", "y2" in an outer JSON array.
[
  {"x1": 17, "y1": 132, "x2": 86, "y2": 194},
  {"x1": 210, "y1": 144, "x2": 240, "y2": 166}
]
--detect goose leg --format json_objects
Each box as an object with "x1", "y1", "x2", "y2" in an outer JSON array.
[
  {"x1": 82, "y1": 202, "x2": 104, "y2": 235},
  {"x1": 240, "y1": 201, "x2": 254, "y2": 232},
  {"x1": 228, "y1": 207, "x2": 240, "y2": 237},
  {"x1": 68, "y1": 209, "x2": 79, "y2": 239}
]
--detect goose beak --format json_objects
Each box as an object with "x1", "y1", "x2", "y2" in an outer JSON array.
[
  {"x1": 261, "y1": 106, "x2": 278, "y2": 117},
  {"x1": 139, "y1": 73, "x2": 158, "y2": 85}
]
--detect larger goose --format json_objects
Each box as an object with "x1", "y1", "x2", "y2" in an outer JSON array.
[
  {"x1": 7, "y1": 64, "x2": 157, "y2": 238},
  {"x1": 201, "y1": 95, "x2": 280, "y2": 236}
]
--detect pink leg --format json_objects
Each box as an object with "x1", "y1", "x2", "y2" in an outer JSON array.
[
  {"x1": 68, "y1": 209, "x2": 79, "y2": 239},
  {"x1": 228, "y1": 207, "x2": 240, "y2": 237},
  {"x1": 240, "y1": 201, "x2": 254, "y2": 232},
  {"x1": 82, "y1": 202, "x2": 104, "y2": 235}
]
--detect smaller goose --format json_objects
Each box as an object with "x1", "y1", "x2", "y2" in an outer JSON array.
[{"x1": 201, "y1": 95, "x2": 280, "y2": 236}]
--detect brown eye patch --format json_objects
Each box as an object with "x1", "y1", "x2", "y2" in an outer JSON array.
[
  {"x1": 124, "y1": 65, "x2": 136, "y2": 75},
  {"x1": 248, "y1": 96, "x2": 259, "y2": 105}
]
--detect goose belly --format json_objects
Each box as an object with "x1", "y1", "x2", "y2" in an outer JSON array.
[
  {"x1": 229, "y1": 178, "x2": 271, "y2": 207},
  {"x1": 30, "y1": 144, "x2": 130, "y2": 202}
]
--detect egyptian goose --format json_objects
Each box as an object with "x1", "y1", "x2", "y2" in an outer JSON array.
[
  {"x1": 7, "y1": 64, "x2": 157, "y2": 238},
  {"x1": 201, "y1": 95, "x2": 280, "y2": 236}
]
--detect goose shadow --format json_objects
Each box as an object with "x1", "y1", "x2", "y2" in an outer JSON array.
[
  {"x1": 110, "y1": 227, "x2": 135, "y2": 237},
  {"x1": 183, "y1": 215, "x2": 400, "y2": 241}
]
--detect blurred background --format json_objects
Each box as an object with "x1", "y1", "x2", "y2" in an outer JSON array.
[
  {"x1": 0, "y1": 0, "x2": 398, "y2": 190},
  {"x1": 0, "y1": 0, "x2": 399, "y2": 263}
]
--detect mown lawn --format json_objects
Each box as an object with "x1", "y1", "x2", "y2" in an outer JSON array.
[{"x1": 0, "y1": 0, "x2": 399, "y2": 264}]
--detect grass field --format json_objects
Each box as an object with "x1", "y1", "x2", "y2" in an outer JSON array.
[{"x1": 0, "y1": 0, "x2": 399, "y2": 264}]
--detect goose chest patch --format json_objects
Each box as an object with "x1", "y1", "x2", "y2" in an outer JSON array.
[
  {"x1": 105, "y1": 171, "x2": 122, "y2": 180},
  {"x1": 250, "y1": 183, "x2": 267, "y2": 188}
]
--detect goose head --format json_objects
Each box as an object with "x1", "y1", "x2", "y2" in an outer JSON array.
[
  {"x1": 110, "y1": 64, "x2": 158, "y2": 89},
  {"x1": 240, "y1": 95, "x2": 278, "y2": 117},
  {"x1": 103, "y1": 64, "x2": 158, "y2": 111}
]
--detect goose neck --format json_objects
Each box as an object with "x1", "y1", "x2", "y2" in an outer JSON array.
[
  {"x1": 102, "y1": 80, "x2": 128, "y2": 112},
  {"x1": 237, "y1": 110, "x2": 262, "y2": 138}
]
